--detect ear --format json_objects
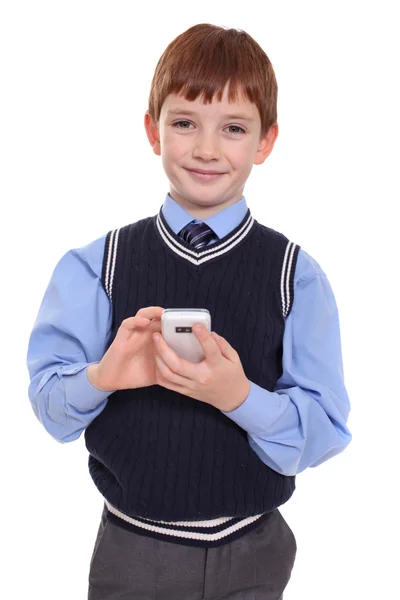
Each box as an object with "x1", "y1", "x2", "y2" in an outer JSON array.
[
  {"x1": 254, "y1": 123, "x2": 279, "y2": 165},
  {"x1": 144, "y1": 111, "x2": 161, "y2": 156}
]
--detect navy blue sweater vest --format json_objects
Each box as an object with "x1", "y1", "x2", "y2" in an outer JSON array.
[{"x1": 85, "y1": 206, "x2": 300, "y2": 544}]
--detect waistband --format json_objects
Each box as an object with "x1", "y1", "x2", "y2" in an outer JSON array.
[{"x1": 104, "y1": 499, "x2": 271, "y2": 548}]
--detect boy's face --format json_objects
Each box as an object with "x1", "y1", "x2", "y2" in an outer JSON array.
[{"x1": 145, "y1": 83, "x2": 278, "y2": 219}]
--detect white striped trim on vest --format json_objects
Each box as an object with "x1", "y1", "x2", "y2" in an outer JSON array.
[
  {"x1": 104, "y1": 499, "x2": 266, "y2": 544},
  {"x1": 104, "y1": 227, "x2": 120, "y2": 301},
  {"x1": 156, "y1": 208, "x2": 255, "y2": 267},
  {"x1": 103, "y1": 218, "x2": 298, "y2": 318},
  {"x1": 281, "y1": 240, "x2": 297, "y2": 318}
]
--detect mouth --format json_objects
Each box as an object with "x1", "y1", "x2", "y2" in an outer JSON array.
[{"x1": 185, "y1": 168, "x2": 226, "y2": 182}]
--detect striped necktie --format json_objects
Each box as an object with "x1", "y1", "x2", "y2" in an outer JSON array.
[{"x1": 178, "y1": 220, "x2": 218, "y2": 249}]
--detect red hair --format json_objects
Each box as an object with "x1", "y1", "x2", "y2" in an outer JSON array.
[{"x1": 147, "y1": 24, "x2": 278, "y2": 138}]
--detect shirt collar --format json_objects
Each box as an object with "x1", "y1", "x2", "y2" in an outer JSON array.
[{"x1": 161, "y1": 193, "x2": 249, "y2": 239}]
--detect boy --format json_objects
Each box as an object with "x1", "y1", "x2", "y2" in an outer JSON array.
[{"x1": 27, "y1": 23, "x2": 352, "y2": 599}]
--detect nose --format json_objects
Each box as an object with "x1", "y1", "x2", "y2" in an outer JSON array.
[{"x1": 192, "y1": 133, "x2": 221, "y2": 161}]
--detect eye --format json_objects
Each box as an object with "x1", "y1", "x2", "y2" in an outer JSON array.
[
  {"x1": 226, "y1": 125, "x2": 246, "y2": 135},
  {"x1": 173, "y1": 120, "x2": 193, "y2": 129}
]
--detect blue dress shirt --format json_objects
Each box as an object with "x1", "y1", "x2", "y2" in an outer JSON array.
[{"x1": 26, "y1": 194, "x2": 352, "y2": 476}]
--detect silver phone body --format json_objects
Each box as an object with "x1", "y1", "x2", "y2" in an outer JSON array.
[{"x1": 161, "y1": 309, "x2": 211, "y2": 363}]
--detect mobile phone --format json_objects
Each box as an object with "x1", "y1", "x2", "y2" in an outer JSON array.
[{"x1": 161, "y1": 308, "x2": 211, "y2": 363}]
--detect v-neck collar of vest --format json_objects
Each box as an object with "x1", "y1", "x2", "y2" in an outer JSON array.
[{"x1": 154, "y1": 206, "x2": 255, "y2": 266}]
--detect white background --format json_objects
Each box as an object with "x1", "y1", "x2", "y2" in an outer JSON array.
[{"x1": 1, "y1": 1, "x2": 399, "y2": 598}]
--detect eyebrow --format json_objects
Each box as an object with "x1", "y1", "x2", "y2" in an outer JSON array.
[{"x1": 166, "y1": 109, "x2": 255, "y2": 122}]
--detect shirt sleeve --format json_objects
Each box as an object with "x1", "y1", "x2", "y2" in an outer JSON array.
[
  {"x1": 221, "y1": 249, "x2": 352, "y2": 476},
  {"x1": 26, "y1": 235, "x2": 113, "y2": 443}
]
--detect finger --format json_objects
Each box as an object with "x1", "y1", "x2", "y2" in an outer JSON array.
[
  {"x1": 153, "y1": 333, "x2": 196, "y2": 378},
  {"x1": 120, "y1": 307, "x2": 164, "y2": 332},
  {"x1": 148, "y1": 319, "x2": 162, "y2": 334},
  {"x1": 155, "y1": 354, "x2": 191, "y2": 387},
  {"x1": 210, "y1": 331, "x2": 237, "y2": 361},
  {"x1": 115, "y1": 316, "x2": 150, "y2": 343},
  {"x1": 120, "y1": 315, "x2": 152, "y2": 331},
  {"x1": 136, "y1": 306, "x2": 165, "y2": 320}
]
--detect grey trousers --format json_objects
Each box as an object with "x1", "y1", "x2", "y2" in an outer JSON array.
[{"x1": 88, "y1": 507, "x2": 297, "y2": 600}]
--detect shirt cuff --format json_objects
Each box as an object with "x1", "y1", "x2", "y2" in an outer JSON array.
[
  {"x1": 221, "y1": 380, "x2": 281, "y2": 435},
  {"x1": 62, "y1": 363, "x2": 115, "y2": 411}
]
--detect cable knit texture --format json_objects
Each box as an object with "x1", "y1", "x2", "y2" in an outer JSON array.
[{"x1": 85, "y1": 211, "x2": 299, "y2": 523}]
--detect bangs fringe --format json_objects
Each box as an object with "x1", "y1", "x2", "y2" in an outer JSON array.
[{"x1": 148, "y1": 24, "x2": 277, "y2": 136}]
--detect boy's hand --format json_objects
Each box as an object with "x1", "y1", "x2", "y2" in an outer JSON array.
[
  {"x1": 152, "y1": 326, "x2": 251, "y2": 412},
  {"x1": 87, "y1": 306, "x2": 164, "y2": 392}
]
